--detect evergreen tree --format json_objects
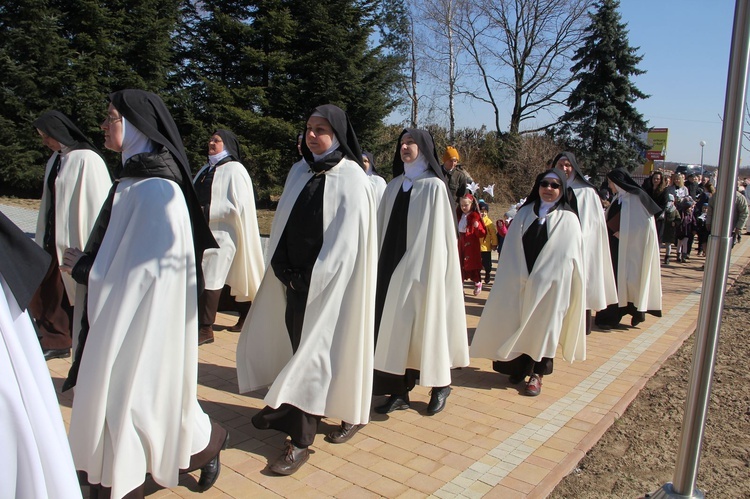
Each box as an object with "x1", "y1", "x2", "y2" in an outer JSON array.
[
  {"x1": 0, "y1": 0, "x2": 77, "y2": 192},
  {"x1": 559, "y1": 0, "x2": 648, "y2": 175},
  {"x1": 173, "y1": 0, "x2": 407, "y2": 198},
  {"x1": 173, "y1": 0, "x2": 298, "y2": 195},
  {"x1": 270, "y1": 0, "x2": 404, "y2": 148},
  {"x1": 0, "y1": 0, "x2": 187, "y2": 193}
]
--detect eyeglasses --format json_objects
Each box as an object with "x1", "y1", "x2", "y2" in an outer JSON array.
[
  {"x1": 103, "y1": 115, "x2": 122, "y2": 125},
  {"x1": 540, "y1": 180, "x2": 561, "y2": 189}
]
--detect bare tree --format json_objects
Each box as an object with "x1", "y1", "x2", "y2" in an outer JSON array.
[
  {"x1": 404, "y1": 16, "x2": 420, "y2": 127},
  {"x1": 451, "y1": 1, "x2": 504, "y2": 135},
  {"x1": 470, "y1": 0, "x2": 591, "y2": 135},
  {"x1": 417, "y1": 0, "x2": 463, "y2": 141}
]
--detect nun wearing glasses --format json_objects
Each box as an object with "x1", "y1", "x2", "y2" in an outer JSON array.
[
  {"x1": 61, "y1": 90, "x2": 227, "y2": 498},
  {"x1": 471, "y1": 169, "x2": 586, "y2": 397}
]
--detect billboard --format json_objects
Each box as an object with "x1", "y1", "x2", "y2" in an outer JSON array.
[{"x1": 645, "y1": 128, "x2": 669, "y2": 160}]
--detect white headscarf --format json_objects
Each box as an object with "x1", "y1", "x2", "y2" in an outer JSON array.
[
  {"x1": 309, "y1": 111, "x2": 341, "y2": 162},
  {"x1": 120, "y1": 116, "x2": 154, "y2": 165},
  {"x1": 612, "y1": 182, "x2": 626, "y2": 203},
  {"x1": 402, "y1": 152, "x2": 429, "y2": 192}
]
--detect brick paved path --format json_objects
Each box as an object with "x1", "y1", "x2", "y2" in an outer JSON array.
[{"x1": 5, "y1": 203, "x2": 747, "y2": 498}]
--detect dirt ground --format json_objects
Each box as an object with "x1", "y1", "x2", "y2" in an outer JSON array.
[
  {"x1": 551, "y1": 268, "x2": 750, "y2": 498},
  {"x1": 0, "y1": 196, "x2": 41, "y2": 211}
]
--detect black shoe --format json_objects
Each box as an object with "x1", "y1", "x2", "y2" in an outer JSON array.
[
  {"x1": 198, "y1": 431, "x2": 229, "y2": 491},
  {"x1": 631, "y1": 313, "x2": 645, "y2": 327},
  {"x1": 326, "y1": 422, "x2": 364, "y2": 444},
  {"x1": 426, "y1": 386, "x2": 451, "y2": 415},
  {"x1": 269, "y1": 441, "x2": 310, "y2": 475},
  {"x1": 508, "y1": 374, "x2": 525, "y2": 385},
  {"x1": 374, "y1": 393, "x2": 410, "y2": 414},
  {"x1": 43, "y1": 348, "x2": 71, "y2": 361}
]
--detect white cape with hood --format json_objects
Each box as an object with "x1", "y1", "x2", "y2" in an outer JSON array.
[
  {"x1": 236, "y1": 158, "x2": 377, "y2": 426},
  {"x1": 194, "y1": 160, "x2": 264, "y2": 300},
  {"x1": 611, "y1": 190, "x2": 662, "y2": 312},
  {"x1": 570, "y1": 177, "x2": 617, "y2": 311},
  {"x1": 0, "y1": 274, "x2": 80, "y2": 499},
  {"x1": 373, "y1": 171, "x2": 469, "y2": 388},
  {"x1": 36, "y1": 148, "x2": 112, "y2": 302},
  {"x1": 68, "y1": 178, "x2": 211, "y2": 499},
  {"x1": 471, "y1": 204, "x2": 586, "y2": 364}
]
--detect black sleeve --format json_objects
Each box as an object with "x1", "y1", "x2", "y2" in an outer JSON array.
[{"x1": 71, "y1": 253, "x2": 95, "y2": 285}]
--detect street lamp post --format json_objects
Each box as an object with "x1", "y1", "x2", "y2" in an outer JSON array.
[{"x1": 700, "y1": 140, "x2": 706, "y2": 177}]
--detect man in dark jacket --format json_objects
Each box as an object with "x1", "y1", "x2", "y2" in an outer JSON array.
[{"x1": 441, "y1": 146, "x2": 473, "y2": 203}]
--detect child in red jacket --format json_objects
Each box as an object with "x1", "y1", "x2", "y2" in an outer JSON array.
[
  {"x1": 457, "y1": 193, "x2": 486, "y2": 295},
  {"x1": 495, "y1": 212, "x2": 511, "y2": 256}
]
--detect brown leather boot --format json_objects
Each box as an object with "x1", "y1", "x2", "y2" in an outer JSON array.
[
  {"x1": 227, "y1": 305, "x2": 249, "y2": 332},
  {"x1": 199, "y1": 325, "x2": 214, "y2": 345}
]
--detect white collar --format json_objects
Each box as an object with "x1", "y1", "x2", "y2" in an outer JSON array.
[
  {"x1": 311, "y1": 136, "x2": 341, "y2": 162},
  {"x1": 402, "y1": 153, "x2": 429, "y2": 191},
  {"x1": 537, "y1": 200, "x2": 556, "y2": 225},
  {"x1": 208, "y1": 149, "x2": 230, "y2": 166},
  {"x1": 121, "y1": 116, "x2": 154, "y2": 165}
]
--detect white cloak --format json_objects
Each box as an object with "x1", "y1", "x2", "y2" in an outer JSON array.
[
  {"x1": 470, "y1": 204, "x2": 586, "y2": 364},
  {"x1": 611, "y1": 192, "x2": 663, "y2": 312},
  {"x1": 68, "y1": 178, "x2": 211, "y2": 499},
  {"x1": 35, "y1": 149, "x2": 112, "y2": 302},
  {"x1": 368, "y1": 174, "x2": 387, "y2": 202},
  {"x1": 194, "y1": 161, "x2": 264, "y2": 300},
  {"x1": 0, "y1": 274, "x2": 80, "y2": 499},
  {"x1": 570, "y1": 178, "x2": 617, "y2": 311},
  {"x1": 373, "y1": 171, "x2": 470, "y2": 388},
  {"x1": 236, "y1": 158, "x2": 377, "y2": 426}
]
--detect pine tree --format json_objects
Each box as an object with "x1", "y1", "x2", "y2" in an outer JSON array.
[
  {"x1": 172, "y1": 0, "x2": 298, "y2": 195},
  {"x1": 560, "y1": 0, "x2": 648, "y2": 175},
  {"x1": 268, "y1": 0, "x2": 404, "y2": 148},
  {"x1": 0, "y1": 0, "x2": 187, "y2": 193},
  {"x1": 173, "y1": 0, "x2": 407, "y2": 198},
  {"x1": 0, "y1": 0, "x2": 77, "y2": 192}
]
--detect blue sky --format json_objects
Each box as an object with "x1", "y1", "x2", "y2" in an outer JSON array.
[
  {"x1": 401, "y1": 1, "x2": 745, "y2": 167},
  {"x1": 617, "y1": 0, "x2": 739, "y2": 166}
]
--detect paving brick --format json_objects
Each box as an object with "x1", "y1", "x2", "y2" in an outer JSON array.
[{"x1": 14, "y1": 184, "x2": 744, "y2": 499}]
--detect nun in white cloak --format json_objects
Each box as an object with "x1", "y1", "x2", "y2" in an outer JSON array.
[
  {"x1": 595, "y1": 168, "x2": 663, "y2": 328},
  {"x1": 471, "y1": 169, "x2": 586, "y2": 397},
  {"x1": 31, "y1": 111, "x2": 112, "y2": 359},
  {"x1": 372, "y1": 129, "x2": 469, "y2": 416},
  {"x1": 193, "y1": 129, "x2": 264, "y2": 344},
  {"x1": 362, "y1": 151, "x2": 387, "y2": 201},
  {"x1": 0, "y1": 212, "x2": 81, "y2": 499},
  {"x1": 553, "y1": 152, "x2": 617, "y2": 333},
  {"x1": 61, "y1": 90, "x2": 227, "y2": 498},
  {"x1": 236, "y1": 104, "x2": 377, "y2": 475}
]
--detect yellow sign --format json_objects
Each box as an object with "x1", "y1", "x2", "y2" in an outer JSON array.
[{"x1": 645, "y1": 128, "x2": 669, "y2": 161}]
